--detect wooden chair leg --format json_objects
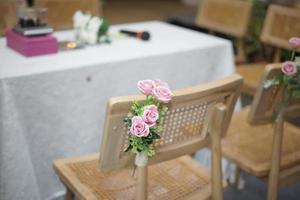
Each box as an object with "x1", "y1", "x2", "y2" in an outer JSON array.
[
  {"x1": 210, "y1": 104, "x2": 227, "y2": 200},
  {"x1": 135, "y1": 166, "x2": 148, "y2": 200},
  {"x1": 233, "y1": 167, "x2": 241, "y2": 189},
  {"x1": 65, "y1": 187, "x2": 74, "y2": 200},
  {"x1": 267, "y1": 103, "x2": 285, "y2": 200}
]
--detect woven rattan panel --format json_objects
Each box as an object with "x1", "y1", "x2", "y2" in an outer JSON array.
[
  {"x1": 68, "y1": 157, "x2": 209, "y2": 200},
  {"x1": 121, "y1": 100, "x2": 214, "y2": 155},
  {"x1": 203, "y1": 1, "x2": 244, "y2": 29},
  {"x1": 270, "y1": 13, "x2": 300, "y2": 40}
]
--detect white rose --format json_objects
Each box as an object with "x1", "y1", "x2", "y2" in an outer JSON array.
[
  {"x1": 87, "y1": 16, "x2": 101, "y2": 33},
  {"x1": 73, "y1": 11, "x2": 83, "y2": 23},
  {"x1": 73, "y1": 12, "x2": 91, "y2": 29},
  {"x1": 87, "y1": 31, "x2": 98, "y2": 44},
  {"x1": 73, "y1": 11, "x2": 84, "y2": 29},
  {"x1": 80, "y1": 30, "x2": 89, "y2": 43}
]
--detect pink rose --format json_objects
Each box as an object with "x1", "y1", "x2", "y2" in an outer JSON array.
[
  {"x1": 154, "y1": 79, "x2": 169, "y2": 87},
  {"x1": 142, "y1": 105, "x2": 159, "y2": 127},
  {"x1": 130, "y1": 116, "x2": 150, "y2": 137},
  {"x1": 289, "y1": 37, "x2": 300, "y2": 48},
  {"x1": 137, "y1": 80, "x2": 155, "y2": 95},
  {"x1": 153, "y1": 86, "x2": 172, "y2": 103},
  {"x1": 281, "y1": 61, "x2": 297, "y2": 76}
]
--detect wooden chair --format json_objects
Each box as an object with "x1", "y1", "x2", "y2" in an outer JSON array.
[
  {"x1": 195, "y1": 0, "x2": 253, "y2": 63},
  {"x1": 237, "y1": 4, "x2": 300, "y2": 96},
  {"x1": 36, "y1": 0, "x2": 101, "y2": 30},
  {"x1": 222, "y1": 64, "x2": 300, "y2": 200},
  {"x1": 53, "y1": 74, "x2": 243, "y2": 200},
  {"x1": 0, "y1": 0, "x2": 16, "y2": 36}
]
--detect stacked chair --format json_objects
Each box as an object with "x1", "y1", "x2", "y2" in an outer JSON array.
[
  {"x1": 53, "y1": 75, "x2": 243, "y2": 200},
  {"x1": 222, "y1": 64, "x2": 300, "y2": 200},
  {"x1": 36, "y1": 0, "x2": 101, "y2": 30}
]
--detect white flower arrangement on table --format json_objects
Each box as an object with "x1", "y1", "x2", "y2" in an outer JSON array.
[
  {"x1": 124, "y1": 79, "x2": 173, "y2": 157},
  {"x1": 73, "y1": 11, "x2": 109, "y2": 45}
]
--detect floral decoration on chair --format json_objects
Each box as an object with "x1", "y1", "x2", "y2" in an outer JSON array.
[
  {"x1": 271, "y1": 37, "x2": 300, "y2": 98},
  {"x1": 124, "y1": 79, "x2": 172, "y2": 157}
]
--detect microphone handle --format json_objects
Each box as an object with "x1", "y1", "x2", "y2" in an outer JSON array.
[{"x1": 120, "y1": 30, "x2": 138, "y2": 37}]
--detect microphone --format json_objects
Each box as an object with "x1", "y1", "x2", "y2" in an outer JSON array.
[{"x1": 120, "y1": 30, "x2": 150, "y2": 41}]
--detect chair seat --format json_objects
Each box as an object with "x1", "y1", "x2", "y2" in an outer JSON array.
[
  {"x1": 54, "y1": 154, "x2": 224, "y2": 200},
  {"x1": 236, "y1": 62, "x2": 268, "y2": 96},
  {"x1": 222, "y1": 106, "x2": 300, "y2": 177}
]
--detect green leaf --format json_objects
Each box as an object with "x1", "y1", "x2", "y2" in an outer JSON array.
[
  {"x1": 97, "y1": 18, "x2": 109, "y2": 37},
  {"x1": 292, "y1": 90, "x2": 300, "y2": 98},
  {"x1": 282, "y1": 75, "x2": 292, "y2": 85},
  {"x1": 287, "y1": 83, "x2": 299, "y2": 90},
  {"x1": 271, "y1": 77, "x2": 281, "y2": 85},
  {"x1": 147, "y1": 147, "x2": 155, "y2": 157}
]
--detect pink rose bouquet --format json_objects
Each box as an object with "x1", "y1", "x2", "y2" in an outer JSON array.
[
  {"x1": 271, "y1": 37, "x2": 300, "y2": 98},
  {"x1": 124, "y1": 79, "x2": 172, "y2": 156}
]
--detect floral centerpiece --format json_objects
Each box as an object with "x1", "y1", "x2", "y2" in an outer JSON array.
[
  {"x1": 124, "y1": 79, "x2": 173, "y2": 159},
  {"x1": 271, "y1": 37, "x2": 300, "y2": 98},
  {"x1": 73, "y1": 11, "x2": 109, "y2": 45}
]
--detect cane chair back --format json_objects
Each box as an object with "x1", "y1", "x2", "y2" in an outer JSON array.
[
  {"x1": 237, "y1": 5, "x2": 300, "y2": 97},
  {"x1": 36, "y1": 0, "x2": 101, "y2": 30},
  {"x1": 195, "y1": 0, "x2": 252, "y2": 38},
  {"x1": 195, "y1": 0, "x2": 252, "y2": 63},
  {"x1": 99, "y1": 74, "x2": 243, "y2": 172},
  {"x1": 261, "y1": 5, "x2": 300, "y2": 53},
  {"x1": 222, "y1": 64, "x2": 300, "y2": 200},
  {"x1": 0, "y1": 1, "x2": 16, "y2": 36},
  {"x1": 248, "y1": 64, "x2": 300, "y2": 125}
]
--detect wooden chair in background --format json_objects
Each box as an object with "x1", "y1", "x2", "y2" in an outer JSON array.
[
  {"x1": 0, "y1": 0, "x2": 16, "y2": 36},
  {"x1": 53, "y1": 74, "x2": 242, "y2": 200},
  {"x1": 222, "y1": 64, "x2": 300, "y2": 200},
  {"x1": 36, "y1": 0, "x2": 101, "y2": 30},
  {"x1": 237, "y1": 4, "x2": 300, "y2": 96},
  {"x1": 195, "y1": 0, "x2": 252, "y2": 64}
]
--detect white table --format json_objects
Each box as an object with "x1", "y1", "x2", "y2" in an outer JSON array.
[{"x1": 0, "y1": 21, "x2": 235, "y2": 200}]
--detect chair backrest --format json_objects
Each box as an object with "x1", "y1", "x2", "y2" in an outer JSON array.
[
  {"x1": 195, "y1": 0, "x2": 252, "y2": 63},
  {"x1": 248, "y1": 64, "x2": 300, "y2": 125},
  {"x1": 195, "y1": 0, "x2": 252, "y2": 38},
  {"x1": 261, "y1": 5, "x2": 300, "y2": 52},
  {"x1": 36, "y1": 0, "x2": 101, "y2": 30},
  {"x1": 0, "y1": 1, "x2": 16, "y2": 36},
  {"x1": 99, "y1": 74, "x2": 243, "y2": 172}
]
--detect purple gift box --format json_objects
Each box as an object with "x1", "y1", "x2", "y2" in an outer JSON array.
[{"x1": 6, "y1": 30, "x2": 58, "y2": 57}]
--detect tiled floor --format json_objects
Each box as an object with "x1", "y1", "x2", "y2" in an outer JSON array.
[{"x1": 225, "y1": 172, "x2": 300, "y2": 200}]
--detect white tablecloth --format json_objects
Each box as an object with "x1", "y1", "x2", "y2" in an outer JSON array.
[{"x1": 0, "y1": 21, "x2": 235, "y2": 200}]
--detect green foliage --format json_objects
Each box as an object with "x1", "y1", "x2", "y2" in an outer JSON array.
[
  {"x1": 98, "y1": 18, "x2": 109, "y2": 36},
  {"x1": 270, "y1": 46, "x2": 300, "y2": 98},
  {"x1": 97, "y1": 18, "x2": 110, "y2": 43},
  {"x1": 244, "y1": 0, "x2": 266, "y2": 61},
  {"x1": 124, "y1": 95, "x2": 169, "y2": 157}
]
